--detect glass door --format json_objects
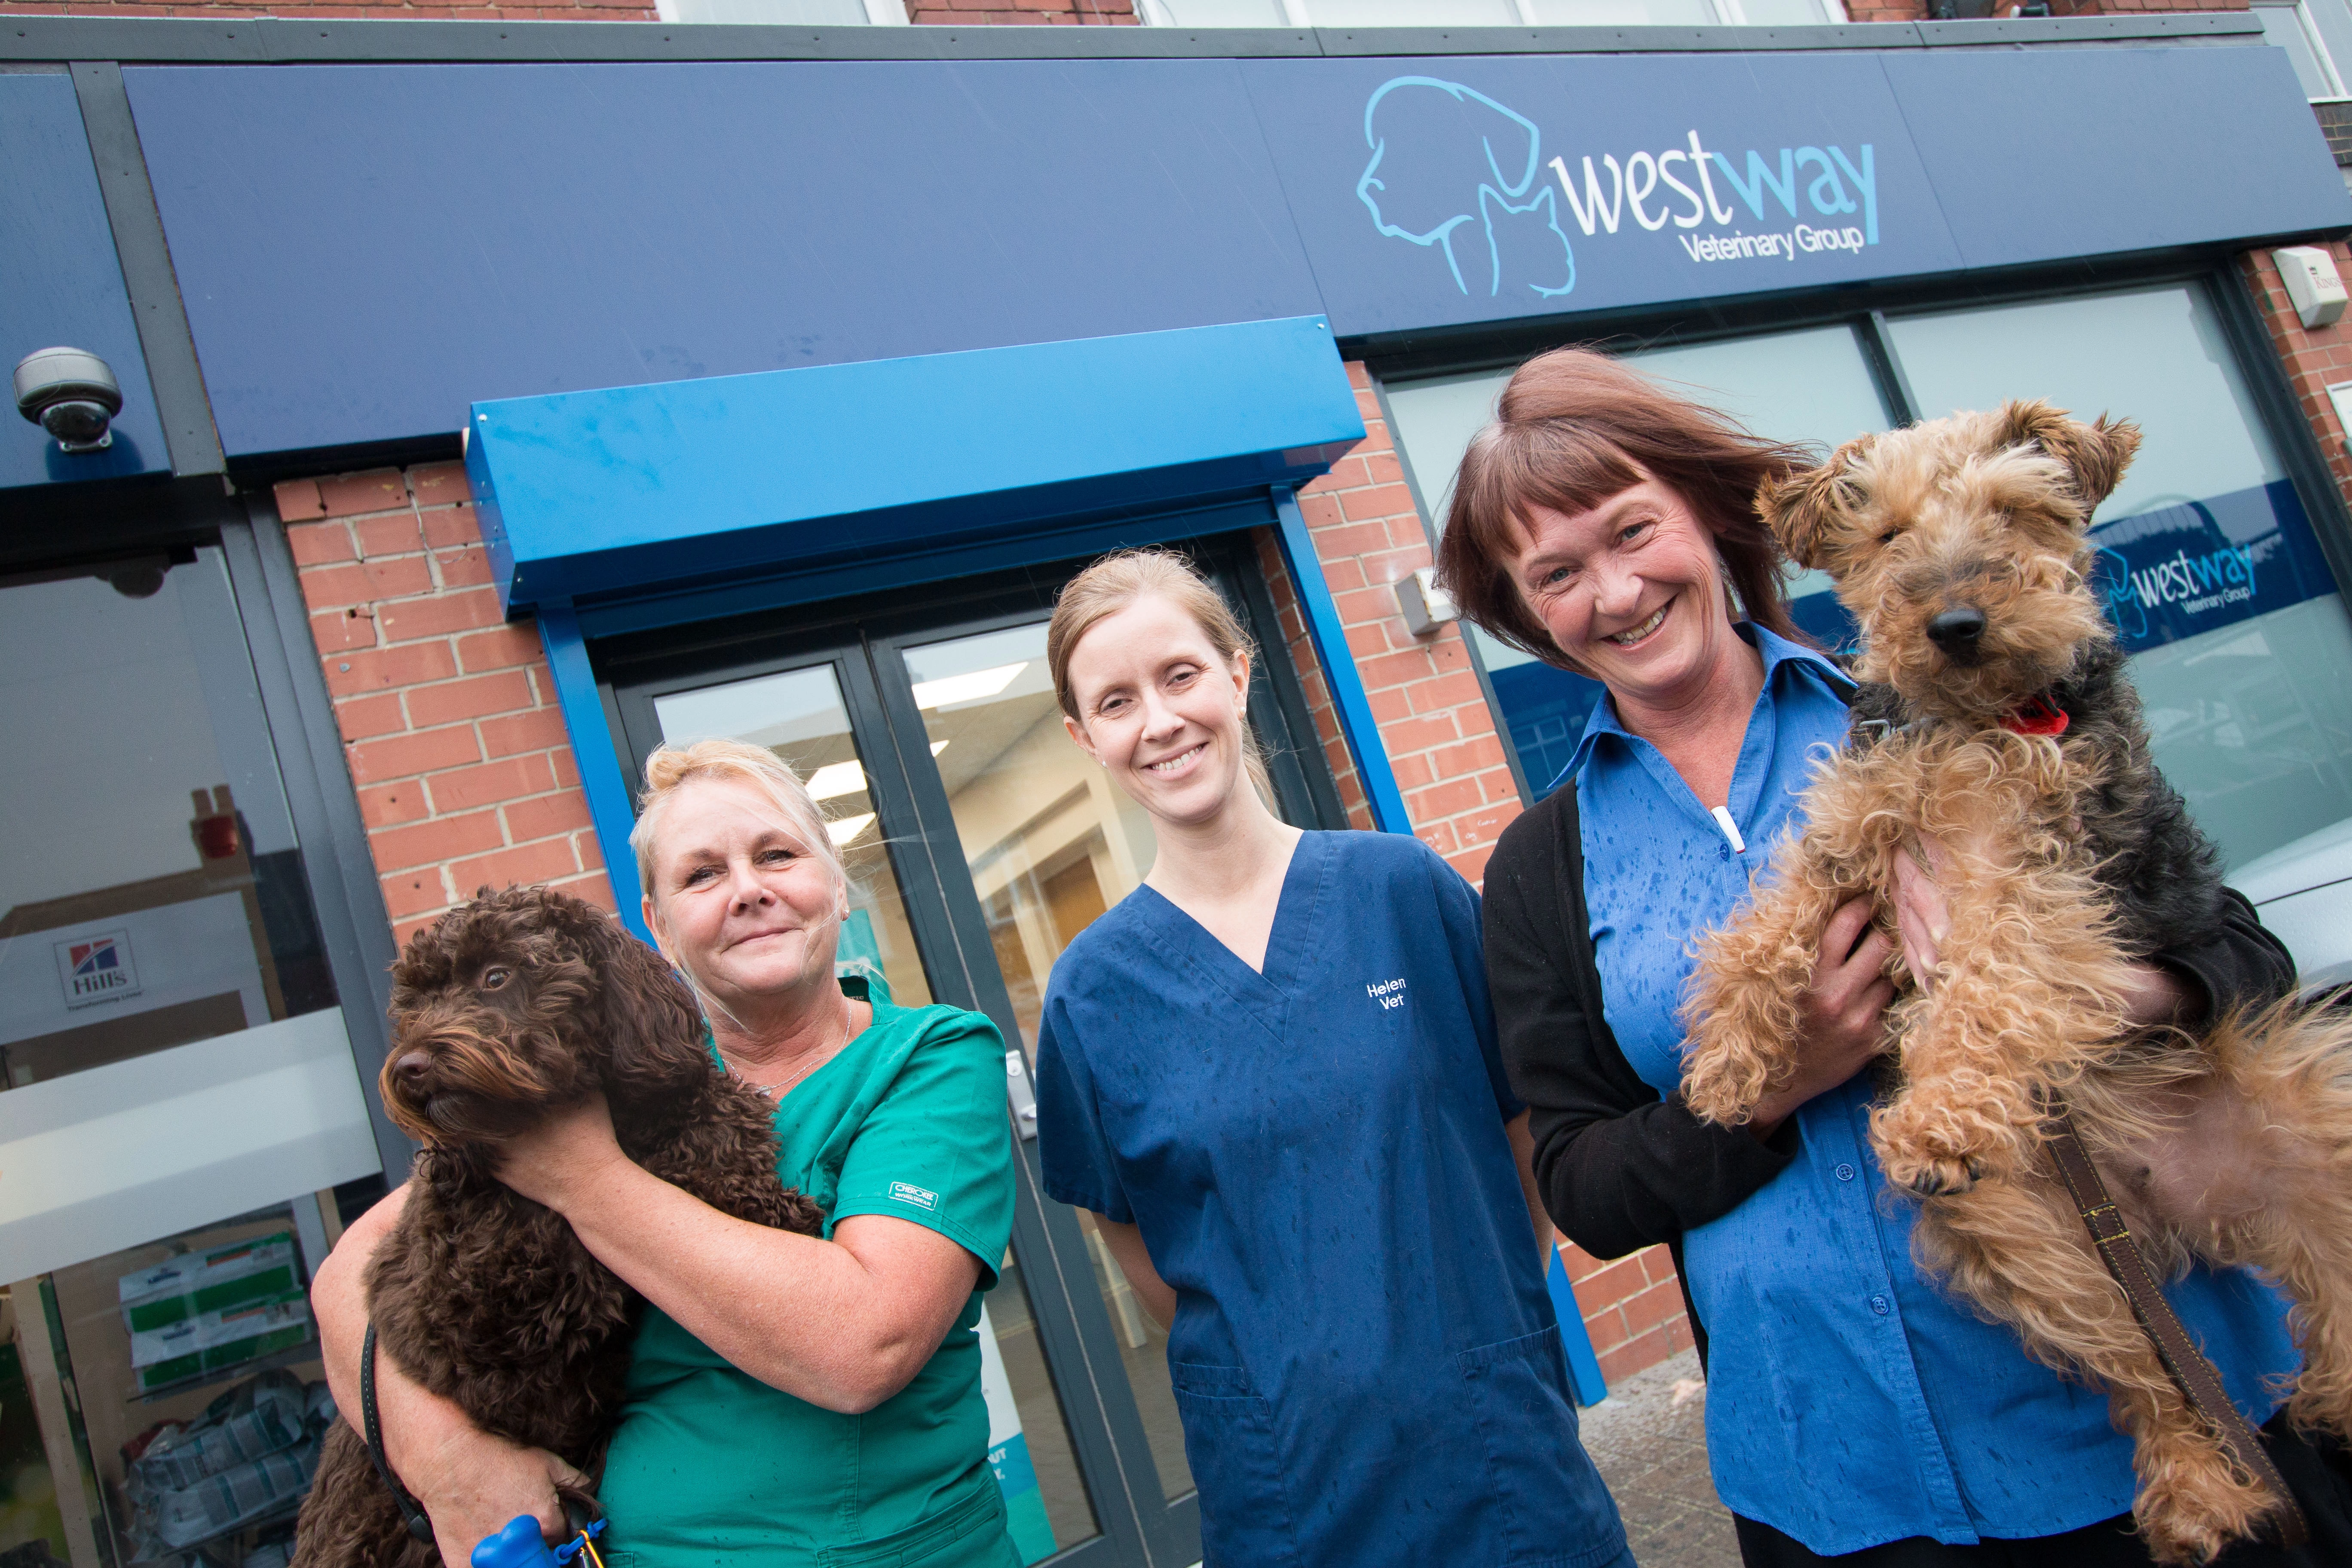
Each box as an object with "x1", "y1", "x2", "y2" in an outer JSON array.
[{"x1": 600, "y1": 536, "x2": 1338, "y2": 1568}]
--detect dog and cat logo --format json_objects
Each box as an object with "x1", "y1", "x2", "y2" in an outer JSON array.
[
  {"x1": 55, "y1": 929, "x2": 141, "y2": 1010},
  {"x1": 1357, "y1": 76, "x2": 1879, "y2": 300}
]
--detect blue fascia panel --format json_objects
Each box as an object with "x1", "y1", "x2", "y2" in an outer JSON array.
[
  {"x1": 468, "y1": 316, "x2": 1364, "y2": 612},
  {"x1": 1, "y1": 75, "x2": 169, "y2": 490}
]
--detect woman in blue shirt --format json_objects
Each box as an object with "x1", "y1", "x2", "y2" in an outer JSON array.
[
  {"x1": 1435, "y1": 348, "x2": 2344, "y2": 1565},
  {"x1": 1030, "y1": 548, "x2": 1630, "y2": 1568}
]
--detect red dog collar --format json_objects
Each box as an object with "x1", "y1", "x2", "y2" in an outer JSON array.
[{"x1": 2002, "y1": 693, "x2": 2070, "y2": 737}]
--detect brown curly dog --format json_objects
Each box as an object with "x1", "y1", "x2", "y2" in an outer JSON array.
[
  {"x1": 293, "y1": 885, "x2": 823, "y2": 1568},
  {"x1": 1679, "y1": 401, "x2": 2352, "y2": 1563}
]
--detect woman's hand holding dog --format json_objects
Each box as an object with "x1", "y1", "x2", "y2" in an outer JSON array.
[
  {"x1": 313, "y1": 1185, "x2": 588, "y2": 1566},
  {"x1": 494, "y1": 1092, "x2": 629, "y2": 1213},
  {"x1": 1749, "y1": 896, "x2": 1897, "y2": 1141}
]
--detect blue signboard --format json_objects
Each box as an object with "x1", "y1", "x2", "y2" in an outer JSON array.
[
  {"x1": 1246, "y1": 52, "x2": 1962, "y2": 337},
  {"x1": 119, "y1": 43, "x2": 2347, "y2": 461},
  {"x1": 2091, "y1": 480, "x2": 2340, "y2": 654}
]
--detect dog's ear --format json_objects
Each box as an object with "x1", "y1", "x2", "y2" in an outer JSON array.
[
  {"x1": 1997, "y1": 400, "x2": 2141, "y2": 518},
  {"x1": 1757, "y1": 435, "x2": 1869, "y2": 570},
  {"x1": 535, "y1": 889, "x2": 710, "y2": 1100}
]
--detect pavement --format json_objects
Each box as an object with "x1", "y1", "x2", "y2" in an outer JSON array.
[{"x1": 1577, "y1": 1349, "x2": 1741, "y2": 1568}]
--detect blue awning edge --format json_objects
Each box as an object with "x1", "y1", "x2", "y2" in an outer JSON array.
[{"x1": 464, "y1": 315, "x2": 1366, "y2": 613}]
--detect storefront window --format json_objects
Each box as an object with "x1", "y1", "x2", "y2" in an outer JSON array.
[
  {"x1": 1387, "y1": 322, "x2": 1893, "y2": 793},
  {"x1": 0, "y1": 549, "x2": 380, "y2": 1568},
  {"x1": 1887, "y1": 283, "x2": 2352, "y2": 872}
]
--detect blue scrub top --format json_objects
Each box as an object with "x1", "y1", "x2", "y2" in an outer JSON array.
[
  {"x1": 1571, "y1": 623, "x2": 2298, "y2": 1555},
  {"x1": 1034, "y1": 829, "x2": 1629, "y2": 1568}
]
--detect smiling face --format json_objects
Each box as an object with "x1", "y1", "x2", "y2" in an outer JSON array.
[
  {"x1": 643, "y1": 776, "x2": 847, "y2": 1020},
  {"x1": 1060, "y1": 590, "x2": 1254, "y2": 829},
  {"x1": 1507, "y1": 477, "x2": 1749, "y2": 712}
]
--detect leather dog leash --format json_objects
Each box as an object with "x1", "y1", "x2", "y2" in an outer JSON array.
[
  {"x1": 2045, "y1": 1101, "x2": 2309, "y2": 1546},
  {"x1": 363, "y1": 1320, "x2": 441, "y2": 1543}
]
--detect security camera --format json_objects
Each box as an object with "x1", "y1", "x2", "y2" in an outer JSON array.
[{"x1": 15, "y1": 347, "x2": 123, "y2": 453}]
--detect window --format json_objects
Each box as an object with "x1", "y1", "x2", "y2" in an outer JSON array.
[{"x1": 2254, "y1": 0, "x2": 2349, "y2": 101}]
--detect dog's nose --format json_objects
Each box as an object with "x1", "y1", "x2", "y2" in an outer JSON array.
[
  {"x1": 1926, "y1": 606, "x2": 1987, "y2": 657},
  {"x1": 394, "y1": 1050, "x2": 432, "y2": 1084}
]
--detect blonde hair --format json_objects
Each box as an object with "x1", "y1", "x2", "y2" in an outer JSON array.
[
  {"x1": 1046, "y1": 549, "x2": 1277, "y2": 807},
  {"x1": 630, "y1": 738, "x2": 845, "y2": 907}
]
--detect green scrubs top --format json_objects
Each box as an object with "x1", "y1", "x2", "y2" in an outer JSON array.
[{"x1": 597, "y1": 983, "x2": 1021, "y2": 1568}]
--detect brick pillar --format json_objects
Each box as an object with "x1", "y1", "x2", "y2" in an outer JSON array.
[
  {"x1": 1284, "y1": 362, "x2": 1526, "y2": 885},
  {"x1": 2245, "y1": 242, "x2": 2352, "y2": 517},
  {"x1": 275, "y1": 463, "x2": 615, "y2": 950}
]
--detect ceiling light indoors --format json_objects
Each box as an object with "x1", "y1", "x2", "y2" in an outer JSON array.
[
  {"x1": 827, "y1": 812, "x2": 876, "y2": 846},
  {"x1": 805, "y1": 760, "x2": 866, "y2": 801},
  {"x1": 910, "y1": 661, "x2": 1026, "y2": 710}
]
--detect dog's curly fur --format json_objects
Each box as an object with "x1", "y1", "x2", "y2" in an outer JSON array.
[
  {"x1": 1678, "y1": 402, "x2": 2352, "y2": 1563},
  {"x1": 293, "y1": 885, "x2": 824, "y2": 1568}
]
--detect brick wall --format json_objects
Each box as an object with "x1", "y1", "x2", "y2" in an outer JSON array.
[
  {"x1": 904, "y1": 0, "x2": 1133, "y2": 21},
  {"x1": 2245, "y1": 241, "x2": 2352, "y2": 518},
  {"x1": 274, "y1": 464, "x2": 616, "y2": 951},
  {"x1": 1284, "y1": 363, "x2": 1528, "y2": 886},
  {"x1": 1253, "y1": 530, "x2": 1380, "y2": 832}
]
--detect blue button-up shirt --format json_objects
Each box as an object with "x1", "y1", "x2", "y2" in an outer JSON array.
[{"x1": 1568, "y1": 623, "x2": 2297, "y2": 1554}]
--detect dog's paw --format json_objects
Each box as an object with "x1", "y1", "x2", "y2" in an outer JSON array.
[
  {"x1": 1679, "y1": 1064, "x2": 1762, "y2": 1127},
  {"x1": 1883, "y1": 1151, "x2": 1987, "y2": 1198}
]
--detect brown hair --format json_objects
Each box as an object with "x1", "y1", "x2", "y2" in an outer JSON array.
[
  {"x1": 1434, "y1": 346, "x2": 1817, "y2": 667},
  {"x1": 1047, "y1": 548, "x2": 1276, "y2": 808}
]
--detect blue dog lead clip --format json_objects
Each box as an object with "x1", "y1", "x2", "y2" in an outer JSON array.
[{"x1": 472, "y1": 1516, "x2": 607, "y2": 1568}]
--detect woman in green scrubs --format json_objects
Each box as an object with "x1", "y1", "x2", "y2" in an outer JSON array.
[{"x1": 311, "y1": 738, "x2": 1020, "y2": 1568}]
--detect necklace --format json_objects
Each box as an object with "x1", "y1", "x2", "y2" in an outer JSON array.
[{"x1": 728, "y1": 1003, "x2": 855, "y2": 1099}]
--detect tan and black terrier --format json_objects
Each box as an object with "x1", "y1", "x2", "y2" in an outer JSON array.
[
  {"x1": 295, "y1": 885, "x2": 822, "y2": 1568},
  {"x1": 1679, "y1": 402, "x2": 2352, "y2": 1563}
]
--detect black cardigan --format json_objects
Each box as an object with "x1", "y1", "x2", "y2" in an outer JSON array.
[{"x1": 1482, "y1": 781, "x2": 2300, "y2": 1356}]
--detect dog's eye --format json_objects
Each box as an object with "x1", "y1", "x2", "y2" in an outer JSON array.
[
  {"x1": 480, "y1": 967, "x2": 512, "y2": 991},
  {"x1": 1877, "y1": 530, "x2": 1900, "y2": 546}
]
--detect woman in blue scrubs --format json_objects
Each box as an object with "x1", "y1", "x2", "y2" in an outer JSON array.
[{"x1": 1030, "y1": 549, "x2": 1630, "y2": 1568}]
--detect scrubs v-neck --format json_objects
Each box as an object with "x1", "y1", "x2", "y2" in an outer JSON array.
[{"x1": 1033, "y1": 830, "x2": 1629, "y2": 1568}]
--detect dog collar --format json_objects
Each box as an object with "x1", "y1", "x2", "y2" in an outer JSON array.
[{"x1": 2002, "y1": 692, "x2": 2070, "y2": 737}]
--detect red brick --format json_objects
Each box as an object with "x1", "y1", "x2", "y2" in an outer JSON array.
[
  {"x1": 1452, "y1": 802, "x2": 1522, "y2": 851},
  {"x1": 373, "y1": 809, "x2": 505, "y2": 872},
  {"x1": 1561, "y1": 1243, "x2": 1605, "y2": 1283},
  {"x1": 1599, "y1": 1324, "x2": 1683, "y2": 1384},
  {"x1": 419, "y1": 505, "x2": 481, "y2": 552},
  {"x1": 355, "y1": 513, "x2": 425, "y2": 559},
  {"x1": 1378, "y1": 712, "x2": 1461, "y2": 757},
  {"x1": 391, "y1": 914, "x2": 441, "y2": 951},
  {"x1": 450, "y1": 836, "x2": 580, "y2": 894},
  {"x1": 429, "y1": 753, "x2": 557, "y2": 814},
  {"x1": 551, "y1": 747, "x2": 581, "y2": 789},
  {"x1": 456, "y1": 624, "x2": 546, "y2": 673},
  {"x1": 410, "y1": 462, "x2": 471, "y2": 507},
  {"x1": 1314, "y1": 518, "x2": 1393, "y2": 558},
  {"x1": 1414, "y1": 819, "x2": 1458, "y2": 856},
  {"x1": 1444, "y1": 842, "x2": 1496, "y2": 887},
  {"x1": 505, "y1": 790, "x2": 595, "y2": 843},
  {"x1": 1623, "y1": 1280, "x2": 1685, "y2": 1335},
  {"x1": 326, "y1": 640, "x2": 458, "y2": 697},
  {"x1": 381, "y1": 867, "x2": 451, "y2": 921},
  {"x1": 1343, "y1": 621, "x2": 1390, "y2": 661},
  {"x1": 1364, "y1": 452, "x2": 1404, "y2": 486},
  {"x1": 1390, "y1": 752, "x2": 1435, "y2": 791},
  {"x1": 310, "y1": 607, "x2": 377, "y2": 655},
  {"x1": 285, "y1": 520, "x2": 355, "y2": 566},
  {"x1": 1321, "y1": 455, "x2": 1372, "y2": 491},
  {"x1": 379, "y1": 588, "x2": 505, "y2": 643},
  {"x1": 333, "y1": 692, "x2": 407, "y2": 740},
  {"x1": 1296, "y1": 490, "x2": 1346, "y2": 530},
  {"x1": 301, "y1": 556, "x2": 434, "y2": 611},
  {"x1": 1333, "y1": 585, "x2": 1398, "y2": 626},
  {"x1": 316, "y1": 469, "x2": 410, "y2": 519},
  {"x1": 1318, "y1": 557, "x2": 1367, "y2": 595},
  {"x1": 1642, "y1": 1244, "x2": 1680, "y2": 1285},
  {"x1": 349, "y1": 725, "x2": 483, "y2": 784},
  {"x1": 405, "y1": 669, "x2": 535, "y2": 729},
  {"x1": 358, "y1": 781, "x2": 429, "y2": 830},
  {"x1": 1358, "y1": 647, "x2": 1445, "y2": 692},
  {"x1": 571, "y1": 829, "x2": 608, "y2": 873},
  {"x1": 1432, "y1": 733, "x2": 1509, "y2": 779},
  {"x1": 548, "y1": 870, "x2": 619, "y2": 913},
  {"x1": 434, "y1": 545, "x2": 495, "y2": 588},
  {"x1": 1409, "y1": 669, "x2": 1487, "y2": 714},
  {"x1": 1367, "y1": 686, "x2": 1413, "y2": 726},
  {"x1": 1362, "y1": 543, "x2": 1435, "y2": 582},
  {"x1": 1571, "y1": 1256, "x2": 1649, "y2": 1315},
  {"x1": 480, "y1": 706, "x2": 571, "y2": 757},
  {"x1": 275, "y1": 478, "x2": 328, "y2": 521}
]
